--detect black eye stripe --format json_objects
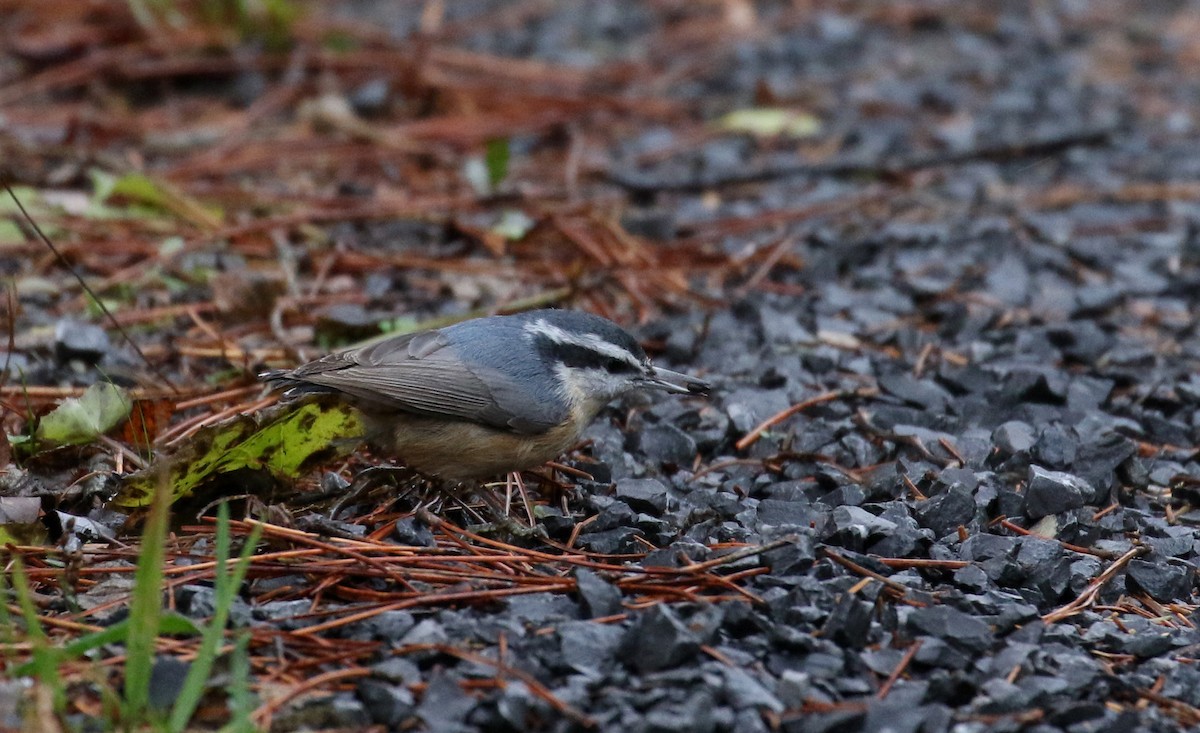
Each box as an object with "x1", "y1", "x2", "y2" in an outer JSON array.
[
  {"x1": 533, "y1": 336, "x2": 639, "y2": 373},
  {"x1": 604, "y1": 357, "x2": 637, "y2": 373}
]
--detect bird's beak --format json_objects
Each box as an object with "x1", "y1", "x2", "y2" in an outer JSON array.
[{"x1": 643, "y1": 366, "x2": 711, "y2": 396}]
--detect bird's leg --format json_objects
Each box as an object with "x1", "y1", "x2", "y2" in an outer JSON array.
[
  {"x1": 510, "y1": 471, "x2": 536, "y2": 525},
  {"x1": 333, "y1": 465, "x2": 420, "y2": 519},
  {"x1": 501, "y1": 471, "x2": 534, "y2": 522},
  {"x1": 466, "y1": 478, "x2": 547, "y2": 540}
]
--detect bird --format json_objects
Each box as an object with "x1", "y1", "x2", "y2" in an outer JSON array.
[{"x1": 260, "y1": 309, "x2": 710, "y2": 482}]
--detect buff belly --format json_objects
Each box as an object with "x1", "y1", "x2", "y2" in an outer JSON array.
[{"x1": 361, "y1": 412, "x2": 586, "y2": 481}]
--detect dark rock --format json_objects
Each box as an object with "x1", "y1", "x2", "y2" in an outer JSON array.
[
  {"x1": 863, "y1": 699, "x2": 947, "y2": 733},
  {"x1": 1032, "y1": 425, "x2": 1077, "y2": 468},
  {"x1": 820, "y1": 596, "x2": 873, "y2": 648},
  {"x1": 622, "y1": 207, "x2": 678, "y2": 240},
  {"x1": 756, "y1": 499, "x2": 818, "y2": 530},
  {"x1": 912, "y1": 637, "x2": 971, "y2": 670},
  {"x1": 505, "y1": 592, "x2": 579, "y2": 623},
  {"x1": 399, "y1": 619, "x2": 448, "y2": 646},
  {"x1": 559, "y1": 620, "x2": 624, "y2": 675},
  {"x1": 415, "y1": 673, "x2": 476, "y2": 733},
  {"x1": 1072, "y1": 433, "x2": 1137, "y2": 502},
  {"x1": 393, "y1": 516, "x2": 436, "y2": 547},
  {"x1": 907, "y1": 606, "x2": 992, "y2": 653},
  {"x1": 346, "y1": 610, "x2": 415, "y2": 642},
  {"x1": 575, "y1": 568, "x2": 623, "y2": 618},
  {"x1": 1123, "y1": 629, "x2": 1175, "y2": 658},
  {"x1": 993, "y1": 421, "x2": 1037, "y2": 454},
  {"x1": 54, "y1": 319, "x2": 109, "y2": 363},
  {"x1": 952, "y1": 564, "x2": 990, "y2": 593},
  {"x1": 642, "y1": 689, "x2": 716, "y2": 733},
  {"x1": 230, "y1": 69, "x2": 267, "y2": 107},
  {"x1": 1126, "y1": 558, "x2": 1195, "y2": 603},
  {"x1": 491, "y1": 679, "x2": 543, "y2": 730},
  {"x1": 914, "y1": 486, "x2": 975, "y2": 537},
  {"x1": 1024, "y1": 466, "x2": 1088, "y2": 519},
  {"x1": 350, "y1": 78, "x2": 391, "y2": 115},
  {"x1": 878, "y1": 371, "x2": 953, "y2": 411},
  {"x1": 644, "y1": 539, "x2": 711, "y2": 568},
  {"x1": 1066, "y1": 377, "x2": 1114, "y2": 411},
  {"x1": 576, "y1": 527, "x2": 644, "y2": 554},
  {"x1": 724, "y1": 388, "x2": 791, "y2": 434},
  {"x1": 1047, "y1": 701, "x2": 1107, "y2": 727},
  {"x1": 273, "y1": 694, "x2": 371, "y2": 729},
  {"x1": 622, "y1": 604, "x2": 702, "y2": 672},
  {"x1": 615, "y1": 477, "x2": 669, "y2": 514},
  {"x1": 763, "y1": 534, "x2": 816, "y2": 576},
  {"x1": 722, "y1": 667, "x2": 784, "y2": 712},
  {"x1": 637, "y1": 423, "x2": 698, "y2": 466},
  {"x1": 776, "y1": 670, "x2": 812, "y2": 708},
  {"x1": 537, "y1": 506, "x2": 576, "y2": 538},
  {"x1": 315, "y1": 304, "x2": 381, "y2": 342},
  {"x1": 358, "y1": 679, "x2": 415, "y2": 726},
  {"x1": 179, "y1": 585, "x2": 252, "y2": 627},
  {"x1": 371, "y1": 657, "x2": 421, "y2": 685},
  {"x1": 832, "y1": 506, "x2": 897, "y2": 539},
  {"x1": 147, "y1": 656, "x2": 190, "y2": 711},
  {"x1": 254, "y1": 600, "x2": 317, "y2": 631}
]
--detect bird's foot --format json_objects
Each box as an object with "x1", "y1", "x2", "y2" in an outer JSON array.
[{"x1": 332, "y1": 465, "x2": 421, "y2": 519}]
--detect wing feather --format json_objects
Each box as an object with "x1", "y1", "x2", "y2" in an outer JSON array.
[{"x1": 280, "y1": 329, "x2": 564, "y2": 434}]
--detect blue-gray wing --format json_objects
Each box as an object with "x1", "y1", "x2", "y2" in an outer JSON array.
[{"x1": 275, "y1": 329, "x2": 565, "y2": 434}]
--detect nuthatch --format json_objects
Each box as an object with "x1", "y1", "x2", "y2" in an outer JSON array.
[{"x1": 261, "y1": 309, "x2": 710, "y2": 481}]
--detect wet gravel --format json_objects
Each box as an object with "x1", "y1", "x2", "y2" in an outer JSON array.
[
  {"x1": 11, "y1": 2, "x2": 1200, "y2": 731},
  {"x1": 234, "y1": 3, "x2": 1200, "y2": 731}
]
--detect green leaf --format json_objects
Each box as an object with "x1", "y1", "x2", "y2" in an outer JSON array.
[
  {"x1": 485, "y1": 138, "x2": 511, "y2": 189},
  {"x1": 88, "y1": 169, "x2": 119, "y2": 204},
  {"x1": 36, "y1": 382, "x2": 132, "y2": 446},
  {"x1": 716, "y1": 107, "x2": 822, "y2": 138},
  {"x1": 322, "y1": 30, "x2": 358, "y2": 52},
  {"x1": 158, "y1": 236, "x2": 185, "y2": 257},
  {"x1": 0, "y1": 218, "x2": 25, "y2": 246},
  {"x1": 110, "y1": 172, "x2": 167, "y2": 207},
  {"x1": 111, "y1": 396, "x2": 364, "y2": 508},
  {"x1": 0, "y1": 186, "x2": 41, "y2": 213},
  {"x1": 101, "y1": 171, "x2": 223, "y2": 230}
]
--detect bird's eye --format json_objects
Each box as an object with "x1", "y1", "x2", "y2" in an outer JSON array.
[{"x1": 604, "y1": 358, "x2": 635, "y2": 374}]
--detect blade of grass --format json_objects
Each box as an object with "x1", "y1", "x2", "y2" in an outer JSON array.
[
  {"x1": 123, "y1": 466, "x2": 172, "y2": 721},
  {"x1": 217, "y1": 632, "x2": 255, "y2": 733},
  {"x1": 0, "y1": 566, "x2": 13, "y2": 669},
  {"x1": 9, "y1": 613, "x2": 201, "y2": 679},
  {"x1": 9, "y1": 558, "x2": 66, "y2": 713},
  {"x1": 168, "y1": 502, "x2": 262, "y2": 733}
]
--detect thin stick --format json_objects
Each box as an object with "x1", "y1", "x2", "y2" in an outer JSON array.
[
  {"x1": 1042, "y1": 546, "x2": 1147, "y2": 624},
  {"x1": 877, "y1": 639, "x2": 922, "y2": 699},
  {"x1": 5, "y1": 183, "x2": 179, "y2": 394},
  {"x1": 822, "y1": 549, "x2": 910, "y2": 595},
  {"x1": 737, "y1": 389, "x2": 864, "y2": 451}
]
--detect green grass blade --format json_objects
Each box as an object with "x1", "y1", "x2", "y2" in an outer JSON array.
[
  {"x1": 8, "y1": 612, "x2": 201, "y2": 679},
  {"x1": 9, "y1": 558, "x2": 66, "y2": 713},
  {"x1": 167, "y1": 503, "x2": 262, "y2": 733},
  {"x1": 122, "y1": 466, "x2": 172, "y2": 721},
  {"x1": 0, "y1": 566, "x2": 14, "y2": 669},
  {"x1": 217, "y1": 632, "x2": 256, "y2": 733}
]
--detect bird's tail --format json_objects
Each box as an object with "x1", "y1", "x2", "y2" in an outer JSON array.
[{"x1": 259, "y1": 369, "x2": 340, "y2": 398}]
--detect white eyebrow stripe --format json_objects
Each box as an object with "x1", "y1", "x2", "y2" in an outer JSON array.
[{"x1": 524, "y1": 319, "x2": 643, "y2": 367}]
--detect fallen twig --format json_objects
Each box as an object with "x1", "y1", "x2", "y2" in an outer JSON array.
[{"x1": 1042, "y1": 546, "x2": 1148, "y2": 624}]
